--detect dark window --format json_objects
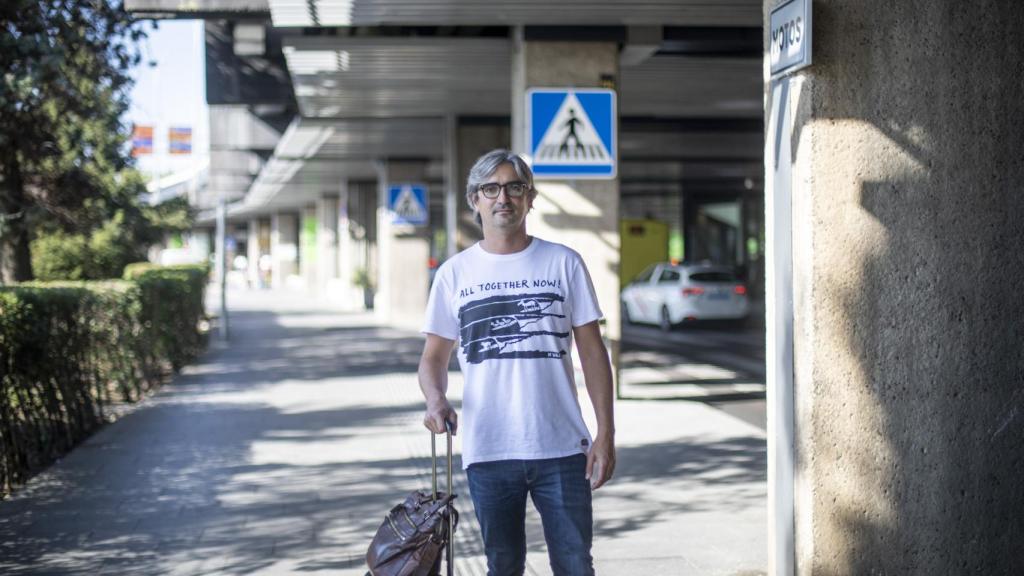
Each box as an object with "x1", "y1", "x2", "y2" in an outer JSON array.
[
  {"x1": 688, "y1": 271, "x2": 738, "y2": 283},
  {"x1": 658, "y1": 269, "x2": 681, "y2": 283},
  {"x1": 632, "y1": 265, "x2": 657, "y2": 284}
]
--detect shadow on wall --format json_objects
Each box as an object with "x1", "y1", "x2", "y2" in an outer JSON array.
[{"x1": 792, "y1": 1, "x2": 1024, "y2": 573}]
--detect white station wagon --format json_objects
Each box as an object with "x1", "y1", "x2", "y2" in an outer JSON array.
[{"x1": 621, "y1": 263, "x2": 749, "y2": 331}]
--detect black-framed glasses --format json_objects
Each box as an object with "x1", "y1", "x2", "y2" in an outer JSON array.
[{"x1": 478, "y1": 181, "x2": 529, "y2": 199}]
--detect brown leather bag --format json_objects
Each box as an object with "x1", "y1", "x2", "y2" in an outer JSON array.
[
  {"x1": 366, "y1": 423, "x2": 458, "y2": 576},
  {"x1": 365, "y1": 490, "x2": 458, "y2": 576}
]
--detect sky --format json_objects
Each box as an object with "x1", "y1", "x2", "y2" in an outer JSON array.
[{"x1": 127, "y1": 20, "x2": 209, "y2": 180}]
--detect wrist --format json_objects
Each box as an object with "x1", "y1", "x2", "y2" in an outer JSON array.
[{"x1": 425, "y1": 395, "x2": 450, "y2": 409}]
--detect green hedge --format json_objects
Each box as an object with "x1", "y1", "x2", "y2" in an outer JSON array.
[
  {"x1": 123, "y1": 263, "x2": 208, "y2": 371},
  {"x1": 0, "y1": 264, "x2": 208, "y2": 496}
]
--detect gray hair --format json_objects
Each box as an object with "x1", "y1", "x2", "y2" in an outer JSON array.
[{"x1": 465, "y1": 149, "x2": 537, "y2": 226}]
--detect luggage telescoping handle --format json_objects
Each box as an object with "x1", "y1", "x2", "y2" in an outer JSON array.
[
  {"x1": 430, "y1": 419, "x2": 454, "y2": 499},
  {"x1": 428, "y1": 416, "x2": 452, "y2": 498},
  {"x1": 430, "y1": 419, "x2": 455, "y2": 576}
]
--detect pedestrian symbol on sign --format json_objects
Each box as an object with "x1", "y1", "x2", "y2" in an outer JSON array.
[
  {"x1": 559, "y1": 109, "x2": 584, "y2": 157},
  {"x1": 394, "y1": 187, "x2": 423, "y2": 220},
  {"x1": 388, "y1": 184, "x2": 429, "y2": 226}
]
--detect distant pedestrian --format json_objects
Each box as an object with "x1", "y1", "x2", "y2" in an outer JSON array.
[{"x1": 418, "y1": 149, "x2": 615, "y2": 575}]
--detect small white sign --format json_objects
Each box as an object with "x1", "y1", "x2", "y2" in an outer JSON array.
[{"x1": 770, "y1": 0, "x2": 811, "y2": 78}]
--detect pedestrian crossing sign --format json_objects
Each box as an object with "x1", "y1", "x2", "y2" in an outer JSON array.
[
  {"x1": 527, "y1": 88, "x2": 617, "y2": 179},
  {"x1": 388, "y1": 184, "x2": 429, "y2": 226}
]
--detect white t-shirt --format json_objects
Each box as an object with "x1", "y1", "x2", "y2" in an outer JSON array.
[{"x1": 422, "y1": 237, "x2": 603, "y2": 468}]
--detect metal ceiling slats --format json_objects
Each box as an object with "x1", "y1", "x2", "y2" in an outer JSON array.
[
  {"x1": 234, "y1": 116, "x2": 443, "y2": 213},
  {"x1": 248, "y1": 16, "x2": 763, "y2": 212},
  {"x1": 621, "y1": 55, "x2": 761, "y2": 118},
  {"x1": 284, "y1": 37, "x2": 511, "y2": 117},
  {"x1": 284, "y1": 38, "x2": 759, "y2": 119}
]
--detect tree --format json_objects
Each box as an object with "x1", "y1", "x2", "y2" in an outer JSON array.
[
  {"x1": 0, "y1": 0, "x2": 145, "y2": 282},
  {"x1": 32, "y1": 193, "x2": 195, "y2": 281}
]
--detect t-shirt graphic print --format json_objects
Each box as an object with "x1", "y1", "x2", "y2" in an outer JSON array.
[
  {"x1": 422, "y1": 237, "x2": 604, "y2": 468},
  {"x1": 458, "y1": 292, "x2": 569, "y2": 364}
]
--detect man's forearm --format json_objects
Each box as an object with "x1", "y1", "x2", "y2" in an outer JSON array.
[
  {"x1": 418, "y1": 334, "x2": 455, "y2": 402},
  {"x1": 574, "y1": 322, "x2": 615, "y2": 436},
  {"x1": 418, "y1": 334, "x2": 458, "y2": 434},
  {"x1": 419, "y1": 357, "x2": 449, "y2": 404},
  {"x1": 583, "y1": 360, "x2": 614, "y2": 437}
]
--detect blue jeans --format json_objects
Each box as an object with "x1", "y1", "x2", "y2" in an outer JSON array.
[{"x1": 466, "y1": 453, "x2": 594, "y2": 576}]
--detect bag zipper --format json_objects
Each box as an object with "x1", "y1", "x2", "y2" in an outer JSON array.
[
  {"x1": 387, "y1": 515, "x2": 407, "y2": 541},
  {"x1": 401, "y1": 509, "x2": 419, "y2": 531}
]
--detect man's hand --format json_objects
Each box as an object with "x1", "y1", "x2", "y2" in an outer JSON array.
[
  {"x1": 423, "y1": 398, "x2": 458, "y2": 435},
  {"x1": 585, "y1": 434, "x2": 616, "y2": 489}
]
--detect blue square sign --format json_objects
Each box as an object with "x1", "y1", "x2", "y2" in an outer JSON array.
[
  {"x1": 527, "y1": 88, "x2": 617, "y2": 179},
  {"x1": 388, "y1": 184, "x2": 428, "y2": 226}
]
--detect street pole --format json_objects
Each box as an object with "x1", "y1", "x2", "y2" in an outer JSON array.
[{"x1": 215, "y1": 196, "x2": 229, "y2": 341}]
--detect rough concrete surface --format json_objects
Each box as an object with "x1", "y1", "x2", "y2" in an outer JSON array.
[{"x1": 774, "y1": 0, "x2": 1024, "y2": 572}]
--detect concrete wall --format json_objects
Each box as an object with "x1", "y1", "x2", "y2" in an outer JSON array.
[
  {"x1": 344, "y1": 181, "x2": 377, "y2": 310},
  {"x1": 377, "y1": 162, "x2": 431, "y2": 329},
  {"x1": 317, "y1": 195, "x2": 339, "y2": 293},
  {"x1": 299, "y1": 205, "x2": 317, "y2": 291},
  {"x1": 457, "y1": 123, "x2": 511, "y2": 250},
  {"x1": 270, "y1": 212, "x2": 299, "y2": 289},
  {"x1": 773, "y1": 1, "x2": 1024, "y2": 573},
  {"x1": 334, "y1": 181, "x2": 364, "y2": 309},
  {"x1": 512, "y1": 38, "x2": 622, "y2": 378}
]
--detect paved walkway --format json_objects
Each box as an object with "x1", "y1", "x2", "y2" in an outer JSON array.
[{"x1": 0, "y1": 289, "x2": 766, "y2": 575}]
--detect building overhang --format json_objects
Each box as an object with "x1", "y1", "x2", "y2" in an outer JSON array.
[
  {"x1": 266, "y1": 0, "x2": 760, "y2": 28},
  {"x1": 283, "y1": 36, "x2": 512, "y2": 119},
  {"x1": 197, "y1": 115, "x2": 445, "y2": 223}
]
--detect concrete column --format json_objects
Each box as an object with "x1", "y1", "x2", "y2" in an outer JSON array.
[
  {"x1": 376, "y1": 160, "x2": 431, "y2": 329},
  {"x1": 511, "y1": 32, "x2": 622, "y2": 381},
  {"x1": 764, "y1": 1, "x2": 1024, "y2": 574},
  {"x1": 299, "y1": 205, "x2": 317, "y2": 292},
  {"x1": 335, "y1": 181, "x2": 363, "y2": 310},
  {"x1": 458, "y1": 123, "x2": 510, "y2": 250},
  {"x1": 444, "y1": 114, "x2": 459, "y2": 259},
  {"x1": 317, "y1": 195, "x2": 339, "y2": 297},
  {"x1": 246, "y1": 219, "x2": 260, "y2": 288},
  {"x1": 256, "y1": 218, "x2": 272, "y2": 289},
  {"x1": 344, "y1": 181, "x2": 375, "y2": 311},
  {"x1": 270, "y1": 212, "x2": 298, "y2": 289}
]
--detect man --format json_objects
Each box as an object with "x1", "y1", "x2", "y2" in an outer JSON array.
[{"x1": 418, "y1": 149, "x2": 615, "y2": 576}]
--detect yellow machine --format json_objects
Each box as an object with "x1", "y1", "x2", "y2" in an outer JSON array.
[{"x1": 619, "y1": 219, "x2": 669, "y2": 288}]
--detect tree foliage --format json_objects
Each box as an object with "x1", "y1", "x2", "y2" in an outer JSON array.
[
  {"x1": 0, "y1": 0, "x2": 147, "y2": 282},
  {"x1": 32, "y1": 196, "x2": 194, "y2": 281}
]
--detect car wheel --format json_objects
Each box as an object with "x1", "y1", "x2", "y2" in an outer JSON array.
[{"x1": 659, "y1": 306, "x2": 673, "y2": 332}]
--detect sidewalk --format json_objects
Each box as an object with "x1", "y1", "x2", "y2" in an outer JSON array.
[{"x1": 0, "y1": 288, "x2": 766, "y2": 575}]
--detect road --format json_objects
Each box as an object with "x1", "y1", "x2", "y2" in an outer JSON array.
[{"x1": 619, "y1": 318, "x2": 767, "y2": 430}]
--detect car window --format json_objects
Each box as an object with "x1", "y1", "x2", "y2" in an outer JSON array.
[
  {"x1": 657, "y1": 269, "x2": 681, "y2": 283},
  {"x1": 632, "y1": 265, "x2": 657, "y2": 284},
  {"x1": 688, "y1": 271, "x2": 738, "y2": 283}
]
